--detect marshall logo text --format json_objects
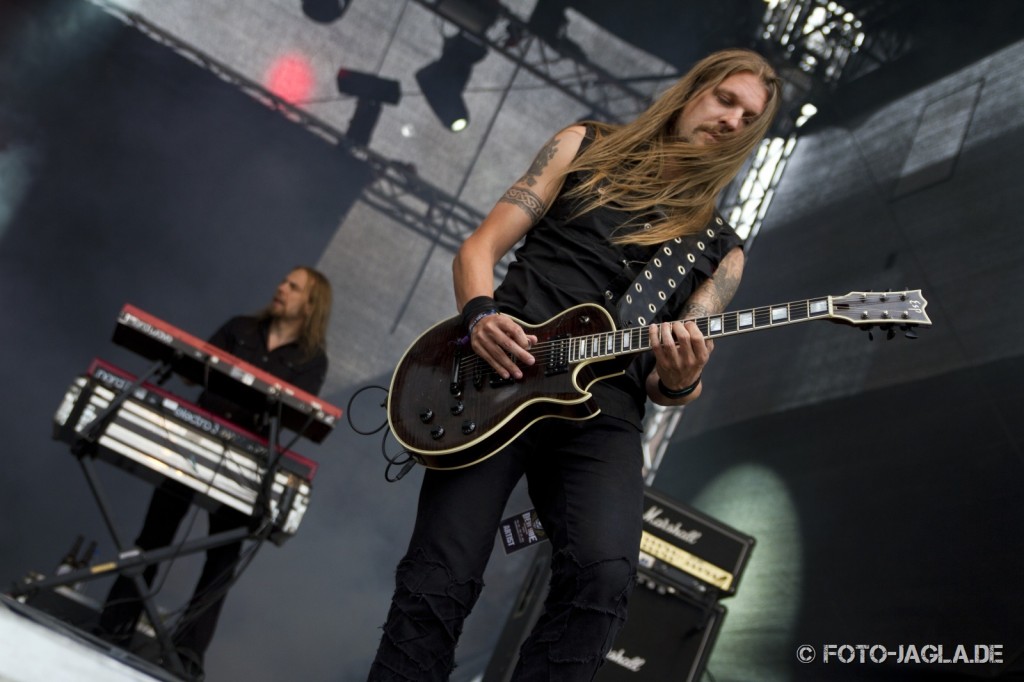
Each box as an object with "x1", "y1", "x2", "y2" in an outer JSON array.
[
  {"x1": 606, "y1": 648, "x2": 646, "y2": 672},
  {"x1": 643, "y1": 505, "x2": 702, "y2": 545}
]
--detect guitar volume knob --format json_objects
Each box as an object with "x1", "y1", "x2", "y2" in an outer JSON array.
[
  {"x1": 450, "y1": 401, "x2": 464, "y2": 415},
  {"x1": 419, "y1": 409, "x2": 434, "y2": 423},
  {"x1": 461, "y1": 420, "x2": 476, "y2": 435},
  {"x1": 430, "y1": 426, "x2": 445, "y2": 440}
]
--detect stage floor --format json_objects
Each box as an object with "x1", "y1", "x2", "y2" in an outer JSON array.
[{"x1": 0, "y1": 593, "x2": 178, "y2": 682}]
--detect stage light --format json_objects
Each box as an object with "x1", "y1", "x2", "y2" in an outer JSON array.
[
  {"x1": 336, "y1": 69, "x2": 401, "y2": 145},
  {"x1": 336, "y1": 69, "x2": 401, "y2": 104},
  {"x1": 301, "y1": 0, "x2": 349, "y2": 23},
  {"x1": 415, "y1": 32, "x2": 488, "y2": 132},
  {"x1": 266, "y1": 53, "x2": 315, "y2": 104}
]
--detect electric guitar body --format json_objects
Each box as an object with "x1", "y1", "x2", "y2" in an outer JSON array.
[{"x1": 388, "y1": 303, "x2": 623, "y2": 470}]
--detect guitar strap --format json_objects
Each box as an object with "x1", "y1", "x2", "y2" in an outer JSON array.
[{"x1": 613, "y1": 212, "x2": 727, "y2": 327}]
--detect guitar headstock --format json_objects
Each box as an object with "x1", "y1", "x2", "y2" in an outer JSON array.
[{"x1": 829, "y1": 290, "x2": 932, "y2": 329}]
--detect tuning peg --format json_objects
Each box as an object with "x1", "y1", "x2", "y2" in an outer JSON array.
[
  {"x1": 902, "y1": 325, "x2": 918, "y2": 340},
  {"x1": 886, "y1": 328, "x2": 896, "y2": 341}
]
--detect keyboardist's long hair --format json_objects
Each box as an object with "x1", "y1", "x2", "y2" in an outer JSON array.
[
  {"x1": 294, "y1": 266, "x2": 332, "y2": 358},
  {"x1": 261, "y1": 266, "x2": 332, "y2": 358}
]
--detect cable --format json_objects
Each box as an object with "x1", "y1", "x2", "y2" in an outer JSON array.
[
  {"x1": 346, "y1": 384, "x2": 390, "y2": 435},
  {"x1": 378, "y1": 420, "x2": 418, "y2": 482},
  {"x1": 345, "y1": 384, "x2": 418, "y2": 481}
]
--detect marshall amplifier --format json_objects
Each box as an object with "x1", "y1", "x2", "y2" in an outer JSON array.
[
  {"x1": 596, "y1": 582, "x2": 726, "y2": 682},
  {"x1": 483, "y1": 488, "x2": 753, "y2": 681},
  {"x1": 639, "y1": 487, "x2": 755, "y2": 598}
]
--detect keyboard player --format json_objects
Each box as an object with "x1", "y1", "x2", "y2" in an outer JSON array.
[{"x1": 97, "y1": 266, "x2": 333, "y2": 680}]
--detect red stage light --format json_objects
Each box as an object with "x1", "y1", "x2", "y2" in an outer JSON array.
[{"x1": 266, "y1": 53, "x2": 314, "y2": 104}]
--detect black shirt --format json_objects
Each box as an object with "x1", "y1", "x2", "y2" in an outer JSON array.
[
  {"x1": 494, "y1": 126, "x2": 742, "y2": 428},
  {"x1": 197, "y1": 315, "x2": 328, "y2": 433}
]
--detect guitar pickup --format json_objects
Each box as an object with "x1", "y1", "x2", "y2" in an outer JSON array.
[
  {"x1": 544, "y1": 335, "x2": 570, "y2": 376},
  {"x1": 489, "y1": 375, "x2": 515, "y2": 388}
]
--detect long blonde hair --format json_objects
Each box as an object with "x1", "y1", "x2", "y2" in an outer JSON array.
[
  {"x1": 563, "y1": 49, "x2": 782, "y2": 246},
  {"x1": 296, "y1": 266, "x2": 332, "y2": 358},
  {"x1": 261, "y1": 266, "x2": 332, "y2": 359}
]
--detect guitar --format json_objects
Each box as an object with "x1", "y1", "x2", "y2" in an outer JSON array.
[{"x1": 388, "y1": 290, "x2": 931, "y2": 470}]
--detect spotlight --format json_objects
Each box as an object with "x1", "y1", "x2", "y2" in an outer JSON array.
[
  {"x1": 415, "y1": 32, "x2": 488, "y2": 132},
  {"x1": 336, "y1": 69, "x2": 401, "y2": 145},
  {"x1": 336, "y1": 69, "x2": 401, "y2": 104},
  {"x1": 301, "y1": 0, "x2": 349, "y2": 24}
]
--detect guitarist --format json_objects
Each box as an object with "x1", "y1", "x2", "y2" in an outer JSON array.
[{"x1": 369, "y1": 49, "x2": 781, "y2": 681}]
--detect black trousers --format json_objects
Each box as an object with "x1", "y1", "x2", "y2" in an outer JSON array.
[
  {"x1": 369, "y1": 414, "x2": 645, "y2": 681},
  {"x1": 98, "y1": 479, "x2": 247, "y2": 662}
]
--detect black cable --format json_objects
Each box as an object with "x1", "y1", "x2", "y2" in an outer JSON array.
[
  {"x1": 158, "y1": 527, "x2": 268, "y2": 635},
  {"x1": 344, "y1": 384, "x2": 417, "y2": 481},
  {"x1": 381, "y1": 426, "x2": 418, "y2": 482},
  {"x1": 346, "y1": 384, "x2": 390, "y2": 435},
  {"x1": 101, "y1": 383, "x2": 233, "y2": 617}
]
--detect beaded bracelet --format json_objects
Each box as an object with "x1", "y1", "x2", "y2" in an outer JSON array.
[
  {"x1": 657, "y1": 375, "x2": 701, "y2": 399},
  {"x1": 467, "y1": 309, "x2": 498, "y2": 334}
]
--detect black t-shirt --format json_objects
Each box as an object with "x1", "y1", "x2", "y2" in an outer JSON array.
[
  {"x1": 494, "y1": 126, "x2": 743, "y2": 428},
  {"x1": 197, "y1": 315, "x2": 328, "y2": 432}
]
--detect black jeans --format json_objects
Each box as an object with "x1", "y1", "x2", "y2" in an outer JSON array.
[
  {"x1": 98, "y1": 479, "x2": 246, "y2": 663},
  {"x1": 369, "y1": 415, "x2": 645, "y2": 681}
]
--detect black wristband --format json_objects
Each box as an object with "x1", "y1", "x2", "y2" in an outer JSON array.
[
  {"x1": 657, "y1": 375, "x2": 701, "y2": 399},
  {"x1": 461, "y1": 295, "x2": 498, "y2": 331}
]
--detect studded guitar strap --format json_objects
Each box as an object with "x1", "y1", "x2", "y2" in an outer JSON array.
[{"x1": 615, "y1": 213, "x2": 728, "y2": 327}]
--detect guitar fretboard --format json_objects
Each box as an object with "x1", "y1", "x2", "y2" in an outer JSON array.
[{"x1": 568, "y1": 297, "x2": 833, "y2": 363}]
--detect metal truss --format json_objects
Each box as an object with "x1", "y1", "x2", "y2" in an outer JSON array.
[
  {"x1": 86, "y1": 0, "x2": 489, "y2": 260},
  {"x1": 830, "y1": 1, "x2": 915, "y2": 84},
  {"x1": 718, "y1": 0, "x2": 915, "y2": 247},
  {"x1": 87, "y1": 0, "x2": 673, "y2": 267},
  {"x1": 757, "y1": 0, "x2": 915, "y2": 101},
  {"x1": 410, "y1": 0, "x2": 660, "y2": 123}
]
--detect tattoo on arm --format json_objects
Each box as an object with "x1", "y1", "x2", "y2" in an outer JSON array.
[
  {"x1": 681, "y1": 302, "x2": 710, "y2": 319},
  {"x1": 683, "y1": 249, "x2": 744, "y2": 317},
  {"x1": 499, "y1": 186, "x2": 546, "y2": 223},
  {"x1": 709, "y1": 252, "x2": 743, "y2": 312},
  {"x1": 518, "y1": 137, "x2": 560, "y2": 187}
]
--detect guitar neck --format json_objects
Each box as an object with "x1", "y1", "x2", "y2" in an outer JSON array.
[{"x1": 569, "y1": 296, "x2": 836, "y2": 364}]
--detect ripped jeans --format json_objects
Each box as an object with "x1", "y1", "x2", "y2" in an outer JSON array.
[{"x1": 368, "y1": 415, "x2": 645, "y2": 681}]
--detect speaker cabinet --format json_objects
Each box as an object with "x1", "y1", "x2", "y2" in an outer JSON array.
[
  {"x1": 596, "y1": 579, "x2": 725, "y2": 681},
  {"x1": 483, "y1": 544, "x2": 724, "y2": 682}
]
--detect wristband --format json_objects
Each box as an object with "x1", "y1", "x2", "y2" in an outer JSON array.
[
  {"x1": 461, "y1": 295, "x2": 498, "y2": 333},
  {"x1": 657, "y1": 375, "x2": 701, "y2": 399},
  {"x1": 467, "y1": 310, "x2": 498, "y2": 334}
]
